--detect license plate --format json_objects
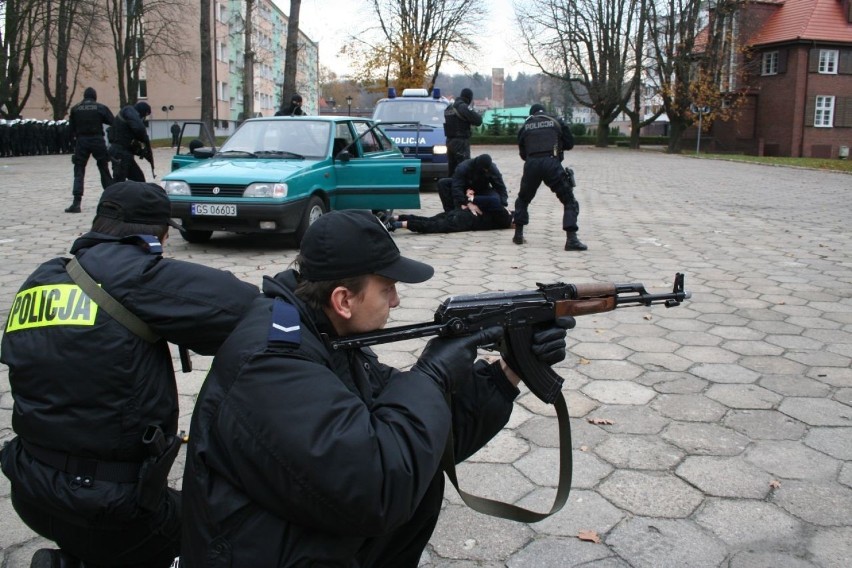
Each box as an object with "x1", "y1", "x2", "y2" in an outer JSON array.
[{"x1": 191, "y1": 203, "x2": 237, "y2": 216}]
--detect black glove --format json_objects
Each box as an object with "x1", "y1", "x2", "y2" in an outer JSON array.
[
  {"x1": 413, "y1": 327, "x2": 503, "y2": 393},
  {"x1": 503, "y1": 317, "x2": 575, "y2": 372}
]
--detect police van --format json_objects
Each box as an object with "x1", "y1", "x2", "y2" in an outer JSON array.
[{"x1": 372, "y1": 88, "x2": 449, "y2": 185}]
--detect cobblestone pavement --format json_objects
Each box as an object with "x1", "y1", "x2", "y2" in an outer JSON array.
[{"x1": 1, "y1": 146, "x2": 850, "y2": 567}]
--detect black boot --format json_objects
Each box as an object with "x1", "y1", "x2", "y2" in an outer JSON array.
[
  {"x1": 512, "y1": 226, "x2": 525, "y2": 245},
  {"x1": 64, "y1": 199, "x2": 81, "y2": 213},
  {"x1": 564, "y1": 232, "x2": 587, "y2": 251}
]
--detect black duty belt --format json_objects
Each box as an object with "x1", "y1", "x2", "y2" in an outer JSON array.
[
  {"x1": 22, "y1": 440, "x2": 141, "y2": 485},
  {"x1": 527, "y1": 151, "x2": 555, "y2": 158}
]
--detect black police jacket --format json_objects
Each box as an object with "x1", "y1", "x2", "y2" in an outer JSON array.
[
  {"x1": 449, "y1": 158, "x2": 509, "y2": 209},
  {"x1": 111, "y1": 105, "x2": 149, "y2": 149},
  {"x1": 0, "y1": 232, "x2": 258, "y2": 520},
  {"x1": 443, "y1": 99, "x2": 483, "y2": 139},
  {"x1": 180, "y1": 270, "x2": 519, "y2": 567},
  {"x1": 518, "y1": 114, "x2": 574, "y2": 160},
  {"x1": 69, "y1": 98, "x2": 114, "y2": 137}
]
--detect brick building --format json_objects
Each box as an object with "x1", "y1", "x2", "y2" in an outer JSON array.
[{"x1": 711, "y1": 0, "x2": 852, "y2": 158}]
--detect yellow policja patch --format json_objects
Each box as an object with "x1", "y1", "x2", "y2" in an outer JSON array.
[{"x1": 5, "y1": 284, "x2": 99, "y2": 332}]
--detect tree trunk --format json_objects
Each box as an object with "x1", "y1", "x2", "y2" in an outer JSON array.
[
  {"x1": 242, "y1": 0, "x2": 254, "y2": 121},
  {"x1": 667, "y1": 120, "x2": 687, "y2": 154},
  {"x1": 199, "y1": 0, "x2": 215, "y2": 135},
  {"x1": 281, "y1": 0, "x2": 301, "y2": 108},
  {"x1": 595, "y1": 123, "x2": 609, "y2": 148}
]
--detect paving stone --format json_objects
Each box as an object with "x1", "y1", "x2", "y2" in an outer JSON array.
[
  {"x1": 576, "y1": 360, "x2": 645, "y2": 381},
  {"x1": 514, "y1": 448, "x2": 569, "y2": 488},
  {"x1": 506, "y1": 537, "x2": 615, "y2": 568},
  {"x1": 836, "y1": 388, "x2": 852, "y2": 407},
  {"x1": 694, "y1": 498, "x2": 802, "y2": 549},
  {"x1": 651, "y1": 394, "x2": 727, "y2": 422},
  {"x1": 739, "y1": 355, "x2": 808, "y2": 375},
  {"x1": 0, "y1": 496, "x2": 38, "y2": 549},
  {"x1": 571, "y1": 342, "x2": 635, "y2": 361},
  {"x1": 451, "y1": 463, "x2": 534, "y2": 504},
  {"x1": 594, "y1": 435, "x2": 684, "y2": 470},
  {"x1": 662, "y1": 422, "x2": 749, "y2": 455},
  {"x1": 723, "y1": 410, "x2": 807, "y2": 440},
  {"x1": 772, "y1": 480, "x2": 852, "y2": 526},
  {"x1": 708, "y1": 325, "x2": 766, "y2": 341},
  {"x1": 598, "y1": 470, "x2": 702, "y2": 517},
  {"x1": 803, "y1": 427, "x2": 852, "y2": 460},
  {"x1": 808, "y1": 526, "x2": 852, "y2": 568},
  {"x1": 626, "y1": 352, "x2": 694, "y2": 371},
  {"x1": 759, "y1": 375, "x2": 832, "y2": 397},
  {"x1": 674, "y1": 345, "x2": 740, "y2": 363},
  {"x1": 429, "y1": 504, "x2": 532, "y2": 562},
  {"x1": 728, "y1": 551, "x2": 817, "y2": 568},
  {"x1": 606, "y1": 517, "x2": 727, "y2": 568},
  {"x1": 568, "y1": 450, "x2": 613, "y2": 489},
  {"x1": 807, "y1": 366, "x2": 852, "y2": 388},
  {"x1": 675, "y1": 456, "x2": 771, "y2": 498},
  {"x1": 520, "y1": 489, "x2": 625, "y2": 537},
  {"x1": 840, "y1": 463, "x2": 852, "y2": 489},
  {"x1": 468, "y1": 431, "x2": 530, "y2": 463},
  {"x1": 704, "y1": 383, "x2": 782, "y2": 409},
  {"x1": 690, "y1": 363, "x2": 760, "y2": 384},
  {"x1": 650, "y1": 374, "x2": 707, "y2": 394},
  {"x1": 778, "y1": 398, "x2": 852, "y2": 427},
  {"x1": 581, "y1": 381, "x2": 657, "y2": 405},
  {"x1": 584, "y1": 405, "x2": 669, "y2": 434},
  {"x1": 567, "y1": 391, "x2": 599, "y2": 417},
  {"x1": 745, "y1": 440, "x2": 840, "y2": 480}
]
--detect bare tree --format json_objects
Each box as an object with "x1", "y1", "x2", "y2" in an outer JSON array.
[
  {"x1": 41, "y1": 0, "x2": 101, "y2": 120},
  {"x1": 241, "y1": 0, "x2": 254, "y2": 120},
  {"x1": 199, "y1": 0, "x2": 215, "y2": 134},
  {"x1": 103, "y1": 0, "x2": 191, "y2": 108},
  {"x1": 348, "y1": 0, "x2": 485, "y2": 92},
  {"x1": 518, "y1": 0, "x2": 640, "y2": 147},
  {"x1": 281, "y1": 0, "x2": 300, "y2": 107},
  {"x1": 1, "y1": 0, "x2": 44, "y2": 118}
]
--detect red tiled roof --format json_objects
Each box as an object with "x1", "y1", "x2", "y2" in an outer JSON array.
[{"x1": 749, "y1": 0, "x2": 852, "y2": 46}]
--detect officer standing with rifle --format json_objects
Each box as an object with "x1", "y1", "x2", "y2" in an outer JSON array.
[
  {"x1": 109, "y1": 101, "x2": 154, "y2": 183},
  {"x1": 64, "y1": 87, "x2": 115, "y2": 213},
  {"x1": 513, "y1": 103, "x2": 587, "y2": 251}
]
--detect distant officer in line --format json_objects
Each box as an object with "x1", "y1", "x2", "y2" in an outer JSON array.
[
  {"x1": 109, "y1": 101, "x2": 153, "y2": 183},
  {"x1": 443, "y1": 88, "x2": 482, "y2": 176},
  {"x1": 65, "y1": 87, "x2": 114, "y2": 213},
  {"x1": 275, "y1": 93, "x2": 305, "y2": 116},
  {"x1": 513, "y1": 103, "x2": 587, "y2": 251}
]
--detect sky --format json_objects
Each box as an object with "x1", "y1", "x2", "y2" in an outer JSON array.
[{"x1": 272, "y1": 0, "x2": 538, "y2": 79}]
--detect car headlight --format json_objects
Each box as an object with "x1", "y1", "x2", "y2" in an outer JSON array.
[
  {"x1": 244, "y1": 182, "x2": 288, "y2": 198},
  {"x1": 163, "y1": 180, "x2": 190, "y2": 195},
  {"x1": 433, "y1": 144, "x2": 447, "y2": 155}
]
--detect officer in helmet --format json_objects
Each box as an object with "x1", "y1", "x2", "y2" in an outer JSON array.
[
  {"x1": 512, "y1": 103, "x2": 587, "y2": 251},
  {"x1": 65, "y1": 87, "x2": 115, "y2": 213},
  {"x1": 109, "y1": 101, "x2": 153, "y2": 183},
  {"x1": 443, "y1": 88, "x2": 483, "y2": 176}
]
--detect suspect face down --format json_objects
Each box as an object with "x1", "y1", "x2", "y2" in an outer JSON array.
[{"x1": 298, "y1": 210, "x2": 434, "y2": 334}]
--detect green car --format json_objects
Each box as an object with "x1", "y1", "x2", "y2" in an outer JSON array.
[{"x1": 161, "y1": 116, "x2": 421, "y2": 244}]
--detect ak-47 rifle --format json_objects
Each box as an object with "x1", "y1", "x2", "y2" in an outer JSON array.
[
  {"x1": 331, "y1": 273, "x2": 691, "y2": 404},
  {"x1": 330, "y1": 273, "x2": 691, "y2": 522}
]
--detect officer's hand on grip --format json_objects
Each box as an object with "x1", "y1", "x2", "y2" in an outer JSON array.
[
  {"x1": 414, "y1": 327, "x2": 504, "y2": 393},
  {"x1": 530, "y1": 316, "x2": 575, "y2": 365}
]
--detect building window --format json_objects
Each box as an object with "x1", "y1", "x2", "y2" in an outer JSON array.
[
  {"x1": 814, "y1": 96, "x2": 834, "y2": 127},
  {"x1": 216, "y1": 1, "x2": 227, "y2": 23},
  {"x1": 818, "y1": 50, "x2": 838, "y2": 74},
  {"x1": 761, "y1": 51, "x2": 778, "y2": 75},
  {"x1": 216, "y1": 41, "x2": 226, "y2": 62},
  {"x1": 137, "y1": 79, "x2": 148, "y2": 99},
  {"x1": 217, "y1": 81, "x2": 228, "y2": 101}
]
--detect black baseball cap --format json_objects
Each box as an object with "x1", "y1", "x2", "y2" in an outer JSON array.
[
  {"x1": 96, "y1": 181, "x2": 181, "y2": 229},
  {"x1": 299, "y1": 210, "x2": 434, "y2": 283}
]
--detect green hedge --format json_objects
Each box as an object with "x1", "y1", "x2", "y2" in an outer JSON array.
[{"x1": 470, "y1": 135, "x2": 669, "y2": 146}]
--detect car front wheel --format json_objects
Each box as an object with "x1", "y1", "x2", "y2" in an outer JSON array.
[
  {"x1": 179, "y1": 229, "x2": 213, "y2": 243},
  {"x1": 295, "y1": 196, "x2": 327, "y2": 246}
]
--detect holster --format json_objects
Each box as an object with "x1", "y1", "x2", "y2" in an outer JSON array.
[
  {"x1": 564, "y1": 167, "x2": 576, "y2": 188},
  {"x1": 136, "y1": 424, "x2": 180, "y2": 511}
]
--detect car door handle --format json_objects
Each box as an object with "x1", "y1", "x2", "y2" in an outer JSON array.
[{"x1": 403, "y1": 167, "x2": 417, "y2": 174}]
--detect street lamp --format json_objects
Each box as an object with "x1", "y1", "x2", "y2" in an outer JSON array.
[
  {"x1": 346, "y1": 95, "x2": 352, "y2": 116},
  {"x1": 690, "y1": 103, "x2": 711, "y2": 155}
]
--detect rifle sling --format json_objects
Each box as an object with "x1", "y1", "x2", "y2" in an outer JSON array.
[
  {"x1": 442, "y1": 390, "x2": 572, "y2": 523},
  {"x1": 66, "y1": 257, "x2": 160, "y2": 343}
]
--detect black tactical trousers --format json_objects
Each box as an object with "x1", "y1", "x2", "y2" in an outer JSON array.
[
  {"x1": 513, "y1": 156, "x2": 580, "y2": 232},
  {"x1": 446, "y1": 137, "x2": 471, "y2": 177},
  {"x1": 72, "y1": 136, "x2": 113, "y2": 198},
  {"x1": 109, "y1": 145, "x2": 146, "y2": 183}
]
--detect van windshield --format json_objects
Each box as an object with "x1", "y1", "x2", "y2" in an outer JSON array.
[{"x1": 373, "y1": 100, "x2": 448, "y2": 128}]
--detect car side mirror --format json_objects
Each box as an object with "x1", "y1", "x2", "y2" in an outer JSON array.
[
  {"x1": 192, "y1": 147, "x2": 215, "y2": 159},
  {"x1": 336, "y1": 150, "x2": 352, "y2": 163}
]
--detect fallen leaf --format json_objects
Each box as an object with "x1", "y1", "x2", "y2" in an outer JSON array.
[
  {"x1": 643, "y1": 314, "x2": 652, "y2": 320},
  {"x1": 770, "y1": 480, "x2": 781, "y2": 489},
  {"x1": 579, "y1": 357, "x2": 591, "y2": 365},
  {"x1": 577, "y1": 530, "x2": 601, "y2": 544},
  {"x1": 580, "y1": 445, "x2": 589, "y2": 452},
  {"x1": 587, "y1": 418, "x2": 614, "y2": 425}
]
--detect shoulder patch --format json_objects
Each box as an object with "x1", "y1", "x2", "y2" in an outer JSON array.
[
  {"x1": 120, "y1": 234, "x2": 163, "y2": 255},
  {"x1": 268, "y1": 299, "x2": 301, "y2": 346}
]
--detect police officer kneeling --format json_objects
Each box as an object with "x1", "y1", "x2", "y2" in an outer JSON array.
[{"x1": 1, "y1": 181, "x2": 258, "y2": 567}]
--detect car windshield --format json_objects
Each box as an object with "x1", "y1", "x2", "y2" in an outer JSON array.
[
  {"x1": 219, "y1": 119, "x2": 331, "y2": 159},
  {"x1": 373, "y1": 100, "x2": 447, "y2": 128}
]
